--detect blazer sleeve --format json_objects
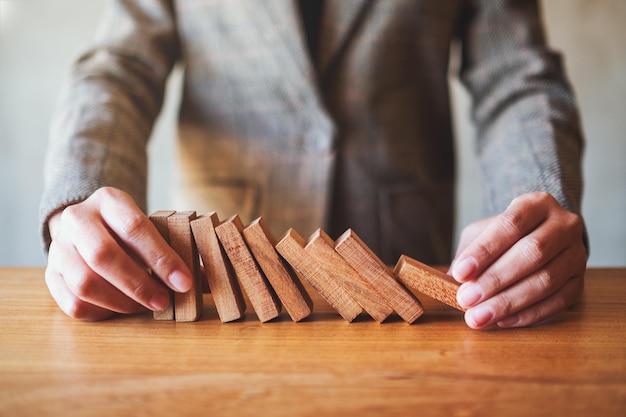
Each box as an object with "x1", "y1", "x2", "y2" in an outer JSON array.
[
  {"x1": 39, "y1": 0, "x2": 180, "y2": 252},
  {"x1": 457, "y1": 0, "x2": 585, "y2": 219}
]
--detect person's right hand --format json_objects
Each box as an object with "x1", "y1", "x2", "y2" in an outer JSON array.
[{"x1": 45, "y1": 186, "x2": 193, "y2": 320}]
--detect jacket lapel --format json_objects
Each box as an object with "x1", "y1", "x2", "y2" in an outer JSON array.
[
  {"x1": 318, "y1": 0, "x2": 374, "y2": 78},
  {"x1": 249, "y1": 0, "x2": 373, "y2": 84}
]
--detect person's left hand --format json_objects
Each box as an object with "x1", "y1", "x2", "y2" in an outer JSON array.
[{"x1": 450, "y1": 192, "x2": 587, "y2": 329}]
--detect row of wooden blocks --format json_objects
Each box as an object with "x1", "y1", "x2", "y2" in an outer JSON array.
[{"x1": 149, "y1": 211, "x2": 464, "y2": 323}]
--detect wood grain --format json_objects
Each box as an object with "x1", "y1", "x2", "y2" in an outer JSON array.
[
  {"x1": 243, "y1": 217, "x2": 313, "y2": 322},
  {"x1": 275, "y1": 228, "x2": 363, "y2": 322},
  {"x1": 148, "y1": 210, "x2": 176, "y2": 320},
  {"x1": 304, "y1": 229, "x2": 392, "y2": 323},
  {"x1": 1, "y1": 268, "x2": 625, "y2": 417},
  {"x1": 191, "y1": 212, "x2": 246, "y2": 322},
  {"x1": 215, "y1": 215, "x2": 281, "y2": 322},
  {"x1": 167, "y1": 211, "x2": 204, "y2": 322},
  {"x1": 335, "y1": 229, "x2": 423, "y2": 323},
  {"x1": 394, "y1": 255, "x2": 464, "y2": 311}
]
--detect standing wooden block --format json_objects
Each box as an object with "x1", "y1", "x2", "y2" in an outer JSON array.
[
  {"x1": 215, "y1": 215, "x2": 281, "y2": 323},
  {"x1": 335, "y1": 229, "x2": 424, "y2": 324},
  {"x1": 394, "y1": 255, "x2": 464, "y2": 311},
  {"x1": 275, "y1": 228, "x2": 363, "y2": 322},
  {"x1": 243, "y1": 218, "x2": 313, "y2": 322},
  {"x1": 304, "y1": 229, "x2": 393, "y2": 323},
  {"x1": 148, "y1": 210, "x2": 176, "y2": 321},
  {"x1": 191, "y1": 212, "x2": 246, "y2": 323},
  {"x1": 167, "y1": 211, "x2": 204, "y2": 322}
]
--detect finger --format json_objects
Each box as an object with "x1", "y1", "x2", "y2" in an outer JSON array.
[
  {"x1": 56, "y1": 240, "x2": 149, "y2": 315},
  {"x1": 496, "y1": 275, "x2": 584, "y2": 328},
  {"x1": 93, "y1": 187, "x2": 193, "y2": 293},
  {"x1": 448, "y1": 216, "x2": 493, "y2": 275},
  {"x1": 61, "y1": 201, "x2": 175, "y2": 311},
  {"x1": 46, "y1": 243, "x2": 115, "y2": 321},
  {"x1": 456, "y1": 212, "x2": 579, "y2": 309},
  {"x1": 46, "y1": 269, "x2": 115, "y2": 321},
  {"x1": 450, "y1": 193, "x2": 552, "y2": 283},
  {"x1": 462, "y1": 245, "x2": 586, "y2": 329}
]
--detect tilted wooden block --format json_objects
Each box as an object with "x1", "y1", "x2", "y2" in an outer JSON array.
[
  {"x1": 243, "y1": 217, "x2": 313, "y2": 322},
  {"x1": 167, "y1": 211, "x2": 204, "y2": 322},
  {"x1": 148, "y1": 210, "x2": 176, "y2": 321},
  {"x1": 191, "y1": 212, "x2": 246, "y2": 323},
  {"x1": 215, "y1": 215, "x2": 281, "y2": 323},
  {"x1": 394, "y1": 255, "x2": 464, "y2": 311},
  {"x1": 275, "y1": 228, "x2": 363, "y2": 322},
  {"x1": 335, "y1": 229, "x2": 424, "y2": 324},
  {"x1": 304, "y1": 229, "x2": 393, "y2": 323}
]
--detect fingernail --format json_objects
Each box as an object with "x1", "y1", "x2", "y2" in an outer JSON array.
[
  {"x1": 169, "y1": 270, "x2": 192, "y2": 292},
  {"x1": 452, "y1": 257, "x2": 478, "y2": 282},
  {"x1": 149, "y1": 290, "x2": 171, "y2": 311},
  {"x1": 457, "y1": 284, "x2": 483, "y2": 308},
  {"x1": 498, "y1": 314, "x2": 520, "y2": 328},
  {"x1": 465, "y1": 305, "x2": 495, "y2": 329}
]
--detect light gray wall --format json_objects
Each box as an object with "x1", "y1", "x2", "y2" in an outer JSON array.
[{"x1": 1, "y1": 0, "x2": 624, "y2": 267}]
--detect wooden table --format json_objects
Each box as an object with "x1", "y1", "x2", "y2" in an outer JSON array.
[{"x1": 1, "y1": 268, "x2": 625, "y2": 417}]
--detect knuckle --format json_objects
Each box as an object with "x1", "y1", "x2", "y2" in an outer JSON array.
[
  {"x1": 126, "y1": 279, "x2": 154, "y2": 303},
  {"x1": 551, "y1": 293, "x2": 568, "y2": 312},
  {"x1": 93, "y1": 186, "x2": 135, "y2": 209},
  {"x1": 60, "y1": 202, "x2": 98, "y2": 236},
  {"x1": 483, "y1": 269, "x2": 507, "y2": 293},
  {"x1": 68, "y1": 302, "x2": 113, "y2": 321},
  {"x1": 520, "y1": 236, "x2": 548, "y2": 265},
  {"x1": 511, "y1": 191, "x2": 552, "y2": 207},
  {"x1": 64, "y1": 300, "x2": 92, "y2": 320},
  {"x1": 151, "y1": 252, "x2": 179, "y2": 277},
  {"x1": 93, "y1": 186, "x2": 120, "y2": 201},
  {"x1": 61, "y1": 295, "x2": 101, "y2": 321},
  {"x1": 495, "y1": 293, "x2": 516, "y2": 317},
  {"x1": 533, "y1": 269, "x2": 557, "y2": 294},
  {"x1": 83, "y1": 240, "x2": 119, "y2": 269},
  {"x1": 118, "y1": 212, "x2": 149, "y2": 240},
  {"x1": 471, "y1": 241, "x2": 497, "y2": 263},
  {"x1": 69, "y1": 273, "x2": 98, "y2": 300},
  {"x1": 534, "y1": 191, "x2": 554, "y2": 205},
  {"x1": 564, "y1": 212, "x2": 584, "y2": 235},
  {"x1": 61, "y1": 204, "x2": 82, "y2": 227},
  {"x1": 499, "y1": 210, "x2": 526, "y2": 237}
]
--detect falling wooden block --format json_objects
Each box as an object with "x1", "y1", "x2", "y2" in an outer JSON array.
[
  {"x1": 394, "y1": 255, "x2": 464, "y2": 311},
  {"x1": 148, "y1": 210, "x2": 176, "y2": 321},
  {"x1": 275, "y1": 228, "x2": 363, "y2": 322},
  {"x1": 335, "y1": 229, "x2": 423, "y2": 323},
  {"x1": 243, "y1": 218, "x2": 313, "y2": 322},
  {"x1": 167, "y1": 211, "x2": 204, "y2": 322},
  {"x1": 304, "y1": 229, "x2": 393, "y2": 323},
  {"x1": 191, "y1": 212, "x2": 246, "y2": 323},
  {"x1": 215, "y1": 215, "x2": 281, "y2": 323}
]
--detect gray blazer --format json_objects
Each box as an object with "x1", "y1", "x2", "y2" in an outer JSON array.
[{"x1": 40, "y1": 0, "x2": 584, "y2": 264}]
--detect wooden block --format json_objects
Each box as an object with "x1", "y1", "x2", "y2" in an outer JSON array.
[
  {"x1": 335, "y1": 229, "x2": 423, "y2": 324},
  {"x1": 394, "y1": 255, "x2": 464, "y2": 311},
  {"x1": 304, "y1": 229, "x2": 393, "y2": 323},
  {"x1": 167, "y1": 211, "x2": 204, "y2": 322},
  {"x1": 191, "y1": 212, "x2": 246, "y2": 323},
  {"x1": 215, "y1": 215, "x2": 281, "y2": 323},
  {"x1": 148, "y1": 210, "x2": 176, "y2": 321},
  {"x1": 243, "y1": 218, "x2": 313, "y2": 322},
  {"x1": 275, "y1": 228, "x2": 363, "y2": 322}
]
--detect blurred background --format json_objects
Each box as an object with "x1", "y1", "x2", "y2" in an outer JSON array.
[{"x1": 1, "y1": 0, "x2": 624, "y2": 267}]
